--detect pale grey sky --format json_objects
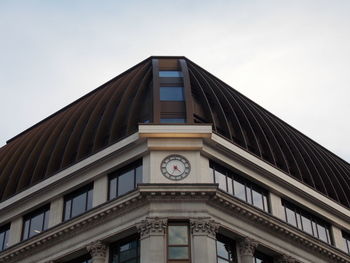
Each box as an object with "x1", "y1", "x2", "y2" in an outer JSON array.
[{"x1": 0, "y1": 0, "x2": 349, "y2": 162}]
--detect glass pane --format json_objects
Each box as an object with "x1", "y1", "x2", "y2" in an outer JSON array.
[
  {"x1": 160, "y1": 118, "x2": 185, "y2": 123},
  {"x1": 246, "y1": 186, "x2": 252, "y2": 204},
  {"x1": 87, "y1": 188, "x2": 93, "y2": 210},
  {"x1": 3, "y1": 230, "x2": 8, "y2": 249},
  {"x1": 216, "y1": 240, "x2": 231, "y2": 260},
  {"x1": 168, "y1": 226, "x2": 188, "y2": 245},
  {"x1": 252, "y1": 190, "x2": 264, "y2": 210},
  {"x1": 135, "y1": 166, "x2": 142, "y2": 185},
  {"x1": 218, "y1": 258, "x2": 229, "y2": 263},
  {"x1": 23, "y1": 219, "x2": 30, "y2": 240},
  {"x1": 71, "y1": 193, "x2": 87, "y2": 218},
  {"x1": 118, "y1": 170, "x2": 135, "y2": 196},
  {"x1": 29, "y1": 213, "x2": 44, "y2": 237},
  {"x1": 296, "y1": 212, "x2": 302, "y2": 229},
  {"x1": 285, "y1": 207, "x2": 297, "y2": 227},
  {"x1": 160, "y1": 87, "x2": 184, "y2": 101},
  {"x1": 168, "y1": 247, "x2": 188, "y2": 259},
  {"x1": 233, "y1": 180, "x2": 245, "y2": 201},
  {"x1": 311, "y1": 221, "x2": 318, "y2": 238},
  {"x1": 215, "y1": 171, "x2": 227, "y2": 192},
  {"x1": 109, "y1": 177, "x2": 117, "y2": 199},
  {"x1": 346, "y1": 239, "x2": 350, "y2": 253},
  {"x1": 159, "y1": 71, "x2": 183, "y2": 78},
  {"x1": 64, "y1": 200, "x2": 72, "y2": 220},
  {"x1": 317, "y1": 224, "x2": 328, "y2": 243},
  {"x1": 44, "y1": 210, "x2": 50, "y2": 230},
  {"x1": 301, "y1": 215, "x2": 313, "y2": 235},
  {"x1": 227, "y1": 177, "x2": 233, "y2": 195},
  {"x1": 263, "y1": 195, "x2": 268, "y2": 212},
  {"x1": 0, "y1": 232, "x2": 4, "y2": 251},
  {"x1": 120, "y1": 248, "x2": 137, "y2": 262}
]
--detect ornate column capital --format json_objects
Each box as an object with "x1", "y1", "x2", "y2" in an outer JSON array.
[
  {"x1": 136, "y1": 217, "x2": 167, "y2": 238},
  {"x1": 238, "y1": 237, "x2": 258, "y2": 257},
  {"x1": 86, "y1": 240, "x2": 107, "y2": 259},
  {"x1": 190, "y1": 218, "x2": 220, "y2": 238},
  {"x1": 276, "y1": 254, "x2": 297, "y2": 263}
]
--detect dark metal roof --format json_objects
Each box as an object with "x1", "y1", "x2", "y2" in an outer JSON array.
[{"x1": 0, "y1": 56, "x2": 349, "y2": 208}]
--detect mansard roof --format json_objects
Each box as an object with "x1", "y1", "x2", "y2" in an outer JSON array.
[{"x1": 0, "y1": 56, "x2": 349, "y2": 209}]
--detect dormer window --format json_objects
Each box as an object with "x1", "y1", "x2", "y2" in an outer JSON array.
[{"x1": 22, "y1": 205, "x2": 50, "y2": 240}]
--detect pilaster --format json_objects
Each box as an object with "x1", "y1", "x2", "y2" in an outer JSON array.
[
  {"x1": 8, "y1": 216, "x2": 23, "y2": 246},
  {"x1": 238, "y1": 237, "x2": 258, "y2": 263},
  {"x1": 48, "y1": 196, "x2": 64, "y2": 228},
  {"x1": 92, "y1": 176, "x2": 108, "y2": 207}
]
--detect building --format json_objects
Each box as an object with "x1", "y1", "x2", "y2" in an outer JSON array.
[{"x1": 0, "y1": 56, "x2": 349, "y2": 263}]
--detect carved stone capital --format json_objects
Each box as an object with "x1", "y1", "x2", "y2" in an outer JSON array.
[
  {"x1": 238, "y1": 237, "x2": 258, "y2": 256},
  {"x1": 136, "y1": 217, "x2": 167, "y2": 238},
  {"x1": 190, "y1": 218, "x2": 220, "y2": 238},
  {"x1": 86, "y1": 240, "x2": 107, "y2": 259},
  {"x1": 276, "y1": 254, "x2": 297, "y2": 263}
]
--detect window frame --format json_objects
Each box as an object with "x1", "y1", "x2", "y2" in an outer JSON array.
[
  {"x1": 63, "y1": 183, "x2": 93, "y2": 221},
  {"x1": 108, "y1": 160, "x2": 142, "y2": 200},
  {"x1": 216, "y1": 234, "x2": 236, "y2": 263},
  {"x1": 0, "y1": 224, "x2": 10, "y2": 252},
  {"x1": 22, "y1": 204, "x2": 50, "y2": 241},
  {"x1": 167, "y1": 222, "x2": 191, "y2": 263},
  {"x1": 109, "y1": 234, "x2": 140, "y2": 263}
]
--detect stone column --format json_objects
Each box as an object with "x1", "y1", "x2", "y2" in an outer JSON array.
[
  {"x1": 238, "y1": 237, "x2": 258, "y2": 263},
  {"x1": 87, "y1": 240, "x2": 107, "y2": 263},
  {"x1": 136, "y1": 217, "x2": 167, "y2": 263},
  {"x1": 190, "y1": 218, "x2": 220, "y2": 263},
  {"x1": 276, "y1": 254, "x2": 297, "y2": 263}
]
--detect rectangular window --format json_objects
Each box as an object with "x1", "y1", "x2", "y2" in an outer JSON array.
[
  {"x1": 160, "y1": 87, "x2": 185, "y2": 101},
  {"x1": 343, "y1": 232, "x2": 350, "y2": 254},
  {"x1": 160, "y1": 118, "x2": 186, "y2": 124},
  {"x1": 159, "y1": 71, "x2": 183, "y2": 78},
  {"x1": 168, "y1": 223, "x2": 190, "y2": 263},
  {"x1": 211, "y1": 161, "x2": 269, "y2": 212},
  {"x1": 66, "y1": 254, "x2": 92, "y2": 263},
  {"x1": 64, "y1": 184, "x2": 93, "y2": 221},
  {"x1": 216, "y1": 235, "x2": 236, "y2": 263},
  {"x1": 109, "y1": 160, "x2": 142, "y2": 200},
  {"x1": 254, "y1": 251, "x2": 273, "y2": 263},
  {"x1": 22, "y1": 205, "x2": 50, "y2": 240},
  {"x1": 282, "y1": 200, "x2": 332, "y2": 244},
  {"x1": 0, "y1": 224, "x2": 10, "y2": 252},
  {"x1": 110, "y1": 235, "x2": 140, "y2": 263}
]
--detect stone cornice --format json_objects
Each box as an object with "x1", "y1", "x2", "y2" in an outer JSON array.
[{"x1": 0, "y1": 185, "x2": 349, "y2": 263}]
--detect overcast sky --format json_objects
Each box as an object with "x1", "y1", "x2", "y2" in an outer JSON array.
[{"x1": 0, "y1": 0, "x2": 349, "y2": 162}]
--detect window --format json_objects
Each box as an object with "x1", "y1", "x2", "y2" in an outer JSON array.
[
  {"x1": 254, "y1": 251, "x2": 273, "y2": 263},
  {"x1": 160, "y1": 87, "x2": 185, "y2": 101},
  {"x1": 159, "y1": 71, "x2": 183, "y2": 78},
  {"x1": 168, "y1": 223, "x2": 190, "y2": 263},
  {"x1": 160, "y1": 118, "x2": 186, "y2": 124},
  {"x1": 66, "y1": 254, "x2": 92, "y2": 263},
  {"x1": 343, "y1": 231, "x2": 350, "y2": 254},
  {"x1": 110, "y1": 235, "x2": 140, "y2": 263},
  {"x1": 0, "y1": 224, "x2": 10, "y2": 252},
  {"x1": 22, "y1": 205, "x2": 50, "y2": 240},
  {"x1": 216, "y1": 235, "x2": 236, "y2": 263},
  {"x1": 109, "y1": 160, "x2": 142, "y2": 200},
  {"x1": 64, "y1": 184, "x2": 93, "y2": 221},
  {"x1": 211, "y1": 162, "x2": 269, "y2": 212},
  {"x1": 282, "y1": 200, "x2": 332, "y2": 244}
]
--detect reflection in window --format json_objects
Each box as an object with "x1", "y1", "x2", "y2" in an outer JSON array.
[
  {"x1": 168, "y1": 223, "x2": 190, "y2": 262},
  {"x1": 216, "y1": 235, "x2": 235, "y2": 263},
  {"x1": 282, "y1": 200, "x2": 332, "y2": 244},
  {"x1": 160, "y1": 118, "x2": 186, "y2": 124},
  {"x1": 0, "y1": 224, "x2": 10, "y2": 252},
  {"x1": 110, "y1": 235, "x2": 140, "y2": 263},
  {"x1": 160, "y1": 87, "x2": 184, "y2": 101},
  {"x1": 109, "y1": 160, "x2": 142, "y2": 200},
  {"x1": 211, "y1": 162, "x2": 269, "y2": 212},
  {"x1": 64, "y1": 184, "x2": 93, "y2": 221},
  {"x1": 343, "y1": 232, "x2": 350, "y2": 254},
  {"x1": 254, "y1": 251, "x2": 273, "y2": 263},
  {"x1": 159, "y1": 71, "x2": 183, "y2": 78},
  {"x1": 22, "y1": 205, "x2": 50, "y2": 240}
]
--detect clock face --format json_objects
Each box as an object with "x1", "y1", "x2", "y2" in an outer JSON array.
[{"x1": 160, "y1": 154, "x2": 191, "y2": 181}]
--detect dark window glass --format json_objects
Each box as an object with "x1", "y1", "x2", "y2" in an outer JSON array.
[
  {"x1": 343, "y1": 232, "x2": 350, "y2": 254},
  {"x1": 254, "y1": 251, "x2": 273, "y2": 263},
  {"x1": 159, "y1": 71, "x2": 183, "y2": 78},
  {"x1": 110, "y1": 235, "x2": 140, "y2": 263},
  {"x1": 64, "y1": 184, "x2": 93, "y2": 221},
  {"x1": 282, "y1": 200, "x2": 332, "y2": 244},
  {"x1": 0, "y1": 224, "x2": 10, "y2": 252},
  {"x1": 160, "y1": 118, "x2": 186, "y2": 124},
  {"x1": 216, "y1": 235, "x2": 235, "y2": 263},
  {"x1": 211, "y1": 161, "x2": 269, "y2": 212},
  {"x1": 66, "y1": 254, "x2": 92, "y2": 263},
  {"x1": 168, "y1": 223, "x2": 190, "y2": 262},
  {"x1": 22, "y1": 205, "x2": 50, "y2": 240},
  {"x1": 160, "y1": 87, "x2": 184, "y2": 101},
  {"x1": 109, "y1": 160, "x2": 142, "y2": 200}
]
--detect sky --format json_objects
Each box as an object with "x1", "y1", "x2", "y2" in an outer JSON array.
[{"x1": 0, "y1": 0, "x2": 349, "y2": 162}]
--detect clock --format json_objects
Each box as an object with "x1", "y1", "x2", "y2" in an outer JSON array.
[{"x1": 160, "y1": 154, "x2": 191, "y2": 181}]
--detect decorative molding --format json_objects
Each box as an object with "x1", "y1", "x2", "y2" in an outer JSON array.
[
  {"x1": 190, "y1": 218, "x2": 220, "y2": 238},
  {"x1": 276, "y1": 254, "x2": 297, "y2": 263},
  {"x1": 136, "y1": 217, "x2": 167, "y2": 238},
  {"x1": 86, "y1": 240, "x2": 107, "y2": 259},
  {"x1": 238, "y1": 237, "x2": 258, "y2": 256}
]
